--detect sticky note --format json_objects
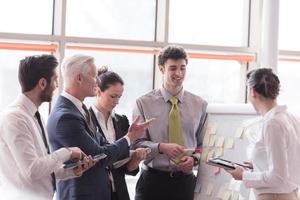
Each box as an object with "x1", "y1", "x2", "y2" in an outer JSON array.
[
  {"x1": 217, "y1": 187, "x2": 227, "y2": 199},
  {"x1": 194, "y1": 182, "x2": 201, "y2": 193},
  {"x1": 203, "y1": 134, "x2": 210, "y2": 146},
  {"x1": 216, "y1": 136, "x2": 225, "y2": 147},
  {"x1": 235, "y1": 127, "x2": 244, "y2": 138},
  {"x1": 214, "y1": 148, "x2": 224, "y2": 157},
  {"x1": 193, "y1": 192, "x2": 200, "y2": 200},
  {"x1": 225, "y1": 138, "x2": 235, "y2": 149},
  {"x1": 206, "y1": 182, "x2": 213, "y2": 196},
  {"x1": 232, "y1": 192, "x2": 239, "y2": 200},
  {"x1": 209, "y1": 135, "x2": 216, "y2": 147},
  {"x1": 207, "y1": 149, "x2": 215, "y2": 160},
  {"x1": 223, "y1": 189, "x2": 232, "y2": 200},
  {"x1": 201, "y1": 149, "x2": 209, "y2": 161},
  {"x1": 206, "y1": 123, "x2": 217, "y2": 135}
]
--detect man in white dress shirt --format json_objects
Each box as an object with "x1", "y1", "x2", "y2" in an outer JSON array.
[{"x1": 0, "y1": 55, "x2": 94, "y2": 200}]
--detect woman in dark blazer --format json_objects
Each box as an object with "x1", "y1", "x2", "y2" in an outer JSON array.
[{"x1": 89, "y1": 66, "x2": 148, "y2": 200}]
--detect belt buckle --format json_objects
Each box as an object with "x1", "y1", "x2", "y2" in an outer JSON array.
[{"x1": 169, "y1": 172, "x2": 175, "y2": 178}]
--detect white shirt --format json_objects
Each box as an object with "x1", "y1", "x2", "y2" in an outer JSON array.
[
  {"x1": 243, "y1": 105, "x2": 300, "y2": 195},
  {"x1": 91, "y1": 104, "x2": 116, "y2": 143},
  {"x1": 0, "y1": 94, "x2": 75, "y2": 200}
]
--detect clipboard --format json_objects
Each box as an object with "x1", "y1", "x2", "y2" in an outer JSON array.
[
  {"x1": 63, "y1": 153, "x2": 107, "y2": 169},
  {"x1": 113, "y1": 148, "x2": 151, "y2": 169},
  {"x1": 206, "y1": 157, "x2": 252, "y2": 170}
]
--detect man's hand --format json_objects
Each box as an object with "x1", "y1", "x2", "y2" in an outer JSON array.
[
  {"x1": 132, "y1": 148, "x2": 149, "y2": 162},
  {"x1": 127, "y1": 148, "x2": 150, "y2": 171},
  {"x1": 177, "y1": 156, "x2": 194, "y2": 173},
  {"x1": 68, "y1": 147, "x2": 87, "y2": 160},
  {"x1": 73, "y1": 155, "x2": 96, "y2": 176},
  {"x1": 159, "y1": 143, "x2": 184, "y2": 159},
  {"x1": 127, "y1": 116, "x2": 155, "y2": 142}
]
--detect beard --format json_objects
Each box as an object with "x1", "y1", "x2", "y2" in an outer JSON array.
[{"x1": 40, "y1": 85, "x2": 53, "y2": 102}]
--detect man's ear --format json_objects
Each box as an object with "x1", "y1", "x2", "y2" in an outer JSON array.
[
  {"x1": 159, "y1": 65, "x2": 165, "y2": 73},
  {"x1": 75, "y1": 73, "x2": 83, "y2": 84},
  {"x1": 38, "y1": 78, "x2": 47, "y2": 90}
]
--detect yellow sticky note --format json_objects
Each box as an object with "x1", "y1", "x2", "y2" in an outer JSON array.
[
  {"x1": 225, "y1": 138, "x2": 235, "y2": 149},
  {"x1": 217, "y1": 187, "x2": 227, "y2": 199},
  {"x1": 235, "y1": 127, "x2": 244, "y2": 138},
  {"x1": 232, "y1": 192, "x2": 239, "y2": 200},
  {"x1": 201, "y1": 149, "x2": 209, "y2": 161},
  {"x1": 209, "y1": 135, "x2": 216, "y2": 147},
  {"x1": 215, "y1": 147, "x2": 224, "y2": 157},
  {"x1": 206, "y1": 123, "x2": 217, "y2": 135},
  {"x1": 206, "y1": 182, "x2": 214, "y2": 196},
  {"x1": 224, "y1": 190, "x2": 232, "y2": 200},
  {"x1": 193, "y1": 192, "x2": 200, "y2": 200},
  {"x1": 207, "y1": 149, "x2": 215, "y2": 160},
  {"x1": 216, "y1": 136, "x2": 225, "y2": 147},
  {"x1": 203, "y1": 134, "x2": 210, "y2": 146}
]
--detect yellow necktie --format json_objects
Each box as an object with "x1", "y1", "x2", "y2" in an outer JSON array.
[{"x1": 168, "y1": 97, "x2": 185, "y2": 164}]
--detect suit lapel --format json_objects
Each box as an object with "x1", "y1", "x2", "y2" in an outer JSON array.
[
  {"x1": 59, "y1": 96, "x2": 96, "y2": 139},
  {"x1": 112, "y1": 116, "x2": 123, "y2": 140},
  {"x1": 90, "y1": 108, "x2": 107, "y2": 139}
]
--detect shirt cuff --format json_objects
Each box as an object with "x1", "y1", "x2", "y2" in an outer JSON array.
[
  {"x1": 55, "y1": 148, "x2": 72, "y2": 163},
  {"x1": 124, "y1": 136, "x2": 131, "y2": 146},
  {"x1": 243, "y1": 171, "x2": 262, "y2": 188}
]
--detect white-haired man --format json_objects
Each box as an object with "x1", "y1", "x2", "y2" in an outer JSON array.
[{"x1": 47, "y1": 54, "x2": 153, "y2": 200}]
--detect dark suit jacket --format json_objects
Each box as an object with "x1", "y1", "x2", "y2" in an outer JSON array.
[
  {"x1": 90, "y1": 108, "x2": 139, "y2": 200},
  {"x1": 47, "y1": 96, "x2": 129, "y2": 200}
]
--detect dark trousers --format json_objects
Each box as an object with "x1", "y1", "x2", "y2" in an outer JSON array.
[
  {"x1": 135, "y1": 168, "x2": 196, "y2": 200},
  {"x1": 111, "y1": 191, "x2": 118, "y2": 200}
]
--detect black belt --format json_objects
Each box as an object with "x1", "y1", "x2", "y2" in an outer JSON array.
[{"x1": 146, "y1": 167, "x2": 188, "y2": 178}]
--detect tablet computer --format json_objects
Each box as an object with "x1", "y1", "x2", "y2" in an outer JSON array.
[
  {"x1": 206, "y1": 157, "x2": 252, "y2": 170},
  {"x1": 113, "y1": 148, "x2": 151, "y2": 169},
  {"x1": 63, "y1": 153, "x2": 107, "y2": 169}
]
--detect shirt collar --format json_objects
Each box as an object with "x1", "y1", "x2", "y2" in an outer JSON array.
[
  {"x1": 263, "y1": 105, "x2": 287, "y2": 120},
  {"x1": 160, "y1": 87, "x2": 184, "y2": 103},
  {"x1": 91, "y1": 104, "x2": 115, "y2": 119},
  {"x1": 17, "y1": 94, "x2": 38, "y2": 117},
  {"x1": 61, "y1": 91, "x2": 85, "y2": 115}
]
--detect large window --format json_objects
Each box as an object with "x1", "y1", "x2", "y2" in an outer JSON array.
[
  {"x1": 66, "y1": 0, "x2": 156, "y2": 41},
  {"x1": 66, "y1": 47, "x2": 154, "y2": 119},
  {"x1": 0, "y1": 49, "x2": 51, "y2": 119},
  {"x1": 0, "y1": 0, "x2": 279, "y2": 198},
  {"x1": 277, "y1": 61, "x2": 300, "y2": 107},
  {"x1": 0, "y1": 0, "x2": 53, "y2": 34},
  {"x1": 278, "y1": 1, "x2": 300, "y2": 108},
  {"x1": 185, "y1": 58, "x2": 246, "y2": 103},
  {"x1": 169, "y1": 0, "x2": 249, "y2": 46},
  {"x1": 278, "y1": 0, "x2": 300, "y2": 51}
]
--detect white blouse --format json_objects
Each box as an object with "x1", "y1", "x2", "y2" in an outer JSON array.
[
  {"x1": 91, "y1": 104, "x2": 116, "y2": 143},
  {"x1": 243, "y1": 105, "x2": 300, "y2": 195}
]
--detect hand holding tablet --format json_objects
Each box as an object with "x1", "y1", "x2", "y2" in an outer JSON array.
[
  {"x1": 63, "y1": 153, "x2": 107, "y2": 169},
  {"x1": 206, "y1": 157, "x2": 253, "y2": 170}
]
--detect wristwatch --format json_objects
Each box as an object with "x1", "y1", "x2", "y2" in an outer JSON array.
[{"x1": 191, "y1": 155, "x2": 200, "y2": 166}]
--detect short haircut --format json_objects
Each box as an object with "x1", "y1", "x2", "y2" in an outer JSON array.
[
  {"x1": 247, "y1": 68, "x2": 280, "y2": 99},
  {"x1": 18, "y1": 54, "x2": 58, "y2": 93},
  {"x1": 158, "y1": 45, "x2": 188, "y2": 66},
  {"x1": 62, "y1": 54, "x2": 94, "y2": 87},
  {"x1": 97, "y1": 66, "x2": 124, "y2": 91}
]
